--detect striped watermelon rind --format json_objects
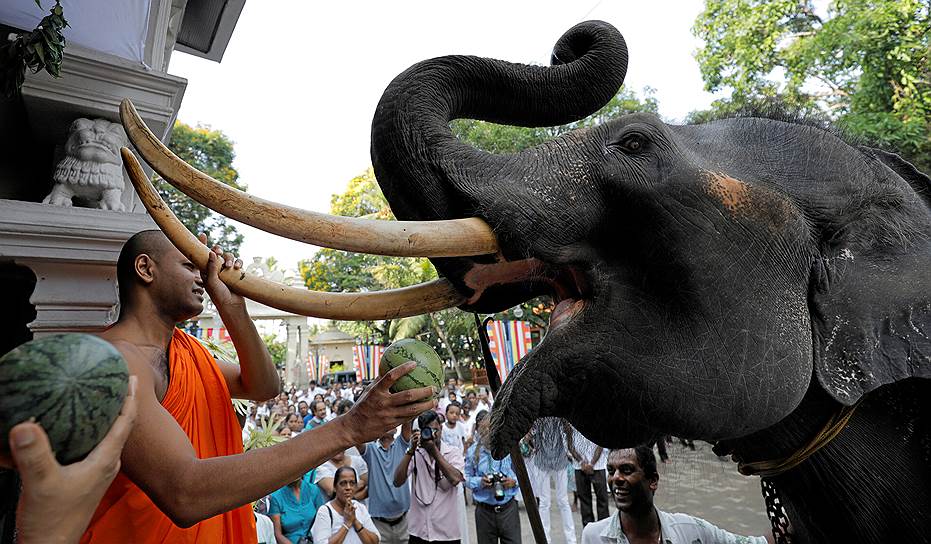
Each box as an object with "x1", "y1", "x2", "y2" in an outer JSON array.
[
  {"x1": 378, "y1": 338, "x2": 443, "y2": 399},
  {"x1": 0, "y1": 334, "x2": 128, "y2": 465}
]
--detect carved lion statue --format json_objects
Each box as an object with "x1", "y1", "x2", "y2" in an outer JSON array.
[{"x1": 43, "y1": 118, "x2": 128, "y2": 211}]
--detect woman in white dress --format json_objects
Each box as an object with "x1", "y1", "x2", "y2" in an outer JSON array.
[{"x1": 312, "y1": 466, "x2": 380, "y2": 544}]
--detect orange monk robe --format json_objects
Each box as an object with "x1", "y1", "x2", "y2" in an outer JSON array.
[{"x1": 82, "y1": 329, "x2": 257, "y2": 544}]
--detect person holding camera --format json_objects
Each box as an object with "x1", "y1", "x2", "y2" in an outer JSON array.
[
  {"x1": 464, "y1": 411, "x2": 521, "y2": 544},
  {"x1": 393, "y1": 411, "x2": 464, "y2": 544}
]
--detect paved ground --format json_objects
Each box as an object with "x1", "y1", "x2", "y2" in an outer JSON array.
[{"x1": 464, "y1": 442, "x2": 771, "y2": 544}]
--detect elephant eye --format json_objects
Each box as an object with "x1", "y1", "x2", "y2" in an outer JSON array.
[{"x1": 615, "y1": 133, "x2": 646, "y2": 154}]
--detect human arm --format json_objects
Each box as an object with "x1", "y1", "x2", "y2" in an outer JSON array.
[
  {"x1": 464, "y1": 444, "x2": 494, "y2": 491},
  {"x1": 317, "y1": 477, "x2": 335, "y2": 498},
  {"x1": 198, "y1": 238, "x2": 279, "y2": 401},
  {"x1": 353, "y1": 471, "x2": 368, "y2": 500},
  {"x1": 353, "y1": 503, "x2": 380, "y2": 544},
  {"x1": 690, "y1": 514, "x2": 772, "y2": 544},
  {"x1": 3, "y1": 376, "x2": 137, "y2": 544},
  {"x1": 424, "y1": 441, "x2": 463, "y2": 489},
  {"x1": 117, "y1": 353, "x2": 435, "y2": 528},
  {"x1": 591, "y1": 446, "x2": 603, "y2": 466},
  {"x1": 401, "y1": 418, "x2": 414, "y2": 442},
  {"x1": 269, "y1": 514, "x2": 291, "y2": 544},
  {"x1": 393, "y1": 430, "x2": 419, "y2": 487},
  {"x1": 564, "y1": 423, "x2": 583, "y2": 464}
]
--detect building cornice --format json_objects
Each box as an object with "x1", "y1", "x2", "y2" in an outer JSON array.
[
  {"x1": 0, "y1": 199, "x2": 156, "y2": 264},
  {"x1": 22, "y1": 45, "x2": 187, "y2": 144}
]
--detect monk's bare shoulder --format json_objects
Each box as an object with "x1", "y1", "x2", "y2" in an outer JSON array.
[{"x1": 97, "y1": 329, "x2": 169, "y2": 398}]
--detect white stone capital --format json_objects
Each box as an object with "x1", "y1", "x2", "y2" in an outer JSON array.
[{"x1": 0, "y1": 199, "x2": 156, "y2": 335}]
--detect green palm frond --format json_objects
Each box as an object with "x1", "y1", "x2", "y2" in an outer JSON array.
[
  {"x1": 390, "y1": 314, "x2": 430, "y2": 341},
  {"x1": 244, "y1": 413, "x2": 287, "y2": 451}
]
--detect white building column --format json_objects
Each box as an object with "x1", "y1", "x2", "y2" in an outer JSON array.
[{"x1": 284, "y1": 316, "x2": 309, "y2": 388}]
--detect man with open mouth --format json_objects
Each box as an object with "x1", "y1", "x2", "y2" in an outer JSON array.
[{"x1": 582, "y1": 447, "x2": 772, "y2": 544}]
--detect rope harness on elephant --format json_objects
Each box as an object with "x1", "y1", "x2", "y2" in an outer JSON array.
[
  {"x1": 737, "y1": 401, "x2": 860, "y2": 477},
  {"x1": 713, "y1": 400, "x2": 861, "y2": 544}
]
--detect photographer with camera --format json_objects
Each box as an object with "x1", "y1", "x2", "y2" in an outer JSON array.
[
  {"x1": 464, "y1": 411, "x2": 521, "y2": 544},
  {"x1": 393, "y1": 411, "x2": 464, "y2": 544}
]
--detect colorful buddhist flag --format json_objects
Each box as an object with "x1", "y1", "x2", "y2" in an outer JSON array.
[
  {"x1": 352, "y1": 344, "x2": 386, "y2": 381},
  {"x1": 485, "y1": 320, "x2": 534, "y2": 381}
]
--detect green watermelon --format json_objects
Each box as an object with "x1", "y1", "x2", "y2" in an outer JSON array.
[
  {"x1": 379, "y1": 338, "x2": 444, "y2": 398},
  {"x1": 0, "y1": 334, "x2": 128, "y2": 464}
]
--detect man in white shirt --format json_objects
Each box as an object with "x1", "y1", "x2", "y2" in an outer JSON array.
[
  {"x1": 582, "y1": 447, "x2": 772, "y2": 544},
  {"x1": 568, "y1": 426, "x2": 609, "y2": 526}
]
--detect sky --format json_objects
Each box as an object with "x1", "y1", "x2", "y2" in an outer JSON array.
[{"x1": 168, "y1": 1, "x2": 718, "y2": 270}]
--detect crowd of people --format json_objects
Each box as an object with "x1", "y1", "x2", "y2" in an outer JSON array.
[
  {"x1": 242, "y1": 378, "x2": 505, "y2": 544},
  {"x1": 242, "y1": 378, "x2": 776, "y2": 544}
]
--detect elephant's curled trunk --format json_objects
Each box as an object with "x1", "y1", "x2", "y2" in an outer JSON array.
[{"x1": 370, "y1": 20, "x2": 629, "y2": 223}]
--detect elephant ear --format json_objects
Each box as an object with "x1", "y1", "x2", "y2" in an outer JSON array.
[{"x1": 810, "y1": 149, "x2": 931, "y2": 405}]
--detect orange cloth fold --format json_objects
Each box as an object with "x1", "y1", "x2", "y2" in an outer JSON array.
[{"x1": 81, "y1": 329, "x2": 257, "y2": 544}]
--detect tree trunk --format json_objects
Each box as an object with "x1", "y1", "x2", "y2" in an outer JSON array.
[{"x1": 430, "y1": 313, "x2": 463, "y2": 380}]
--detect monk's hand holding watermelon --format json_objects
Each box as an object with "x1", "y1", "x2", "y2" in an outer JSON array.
[
  {"x1": 4, "y1": 375, "x2": 138, "y2": 544},
  {"x1": 340, "y1": 360, "x2": 438, "y2": 445}
]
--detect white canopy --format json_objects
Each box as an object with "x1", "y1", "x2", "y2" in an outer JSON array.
[{"x1": 0, "y1": 0, "x2": 150, "y2": 64}]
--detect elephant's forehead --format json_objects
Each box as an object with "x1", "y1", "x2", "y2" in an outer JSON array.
[{"x1": 700, "y1": 171, "x2": 799, "y2": 231}]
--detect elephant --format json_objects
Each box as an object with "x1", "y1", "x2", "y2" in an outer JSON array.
[
  {"x1": 119, "y1": 19, "x2": 929, "y2": 544},
  {"x1": 368, "y1": 20, "x2": 931, "y2": 544}
]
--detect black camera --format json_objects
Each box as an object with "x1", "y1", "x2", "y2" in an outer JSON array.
[
  {"x1": 420, "y1": 426, "x2": 434, "y2": 442},
  {"x1": 488, "y1": 472, "x2": 507, "y2": 501}
]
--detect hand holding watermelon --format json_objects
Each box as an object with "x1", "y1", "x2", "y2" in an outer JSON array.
[
  {"x1": 4, "y1": 374, "x2": 137, "y2": 544},
  {"x1": 0, "y1": 334, "x2": 130, "y2": 464},
  {"x1": 337, "y1": 356, "x2": 438, "y2": 445},
  {"x1": 378, "y1": 339, "x2": 445, "y2": 398}
]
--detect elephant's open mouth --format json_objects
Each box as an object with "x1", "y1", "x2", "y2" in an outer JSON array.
[
  {"x1": 459, "y1": 256, "x2": 592, "y2": 326},
  {"x1": 547, "y1": 265, "x2": 590, "y2": 330}
]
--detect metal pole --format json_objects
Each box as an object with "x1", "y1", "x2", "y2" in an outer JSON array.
[{"x1": 474, "y1": 314, "x2": 548, "y2": 544}]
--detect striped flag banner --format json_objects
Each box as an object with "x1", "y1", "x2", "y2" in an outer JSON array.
[
  {"x1": 352, "y1": 346, "x2": 365, "y2": 382},
  {"x1": 485, "y1": 320, "x2": 534, "y2": 381},
  {"x1": 352, "y1": 344, "x2": 386, "y2": 381},
  {"x1": 366, "y1": 345, "x2": 384, "y2": 380},
  {"x1": 508, "y1": 321, "x2": 532, "y2": 362}
]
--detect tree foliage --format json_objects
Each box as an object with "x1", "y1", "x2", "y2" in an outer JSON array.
[
  {"x1": 451, "y1": 87, "x2": 659, "y2": 153},
  {"x1": 154, "y1": 122, "x2": 246, "y2": 253},
  {"x1": 693, "y1": 0, "x2": 931, "y2": 171},
  {"x1": 0, "y1": 0, "x2": 68, "y2": 99}
]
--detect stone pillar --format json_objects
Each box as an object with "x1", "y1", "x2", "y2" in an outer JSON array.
[{"x1": 284, "y1": 316, "x2": 309, "y2": 388}]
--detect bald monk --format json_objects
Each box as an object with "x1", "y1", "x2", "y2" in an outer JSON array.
[{"x1": 82, "y1": 230, "x2": 435, "y2": 543}]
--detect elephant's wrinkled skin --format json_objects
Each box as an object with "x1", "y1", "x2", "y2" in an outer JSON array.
[{"x1": 371, "y1": 21, "x2": 930, "y2": 542}]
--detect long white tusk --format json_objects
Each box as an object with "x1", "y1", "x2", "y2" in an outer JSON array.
[
  {"x1": 121, "y1": 148, "x2": 465, "y2": 320},
  {"x1": 119, "y1": 98, "x2": 498, "y2": 258}
]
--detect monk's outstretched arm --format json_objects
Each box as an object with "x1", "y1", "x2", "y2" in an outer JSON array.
[
  {"x1": 200, "y1": 245, "x2": 280, "y2": 401},
  {"x1": 122, "y1": 354, "x2": 434, "y2": 528}
]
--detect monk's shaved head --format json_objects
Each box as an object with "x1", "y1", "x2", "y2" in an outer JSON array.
[{"x1": 116, "y1": 229, "x2": 176, "y2": 305}]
